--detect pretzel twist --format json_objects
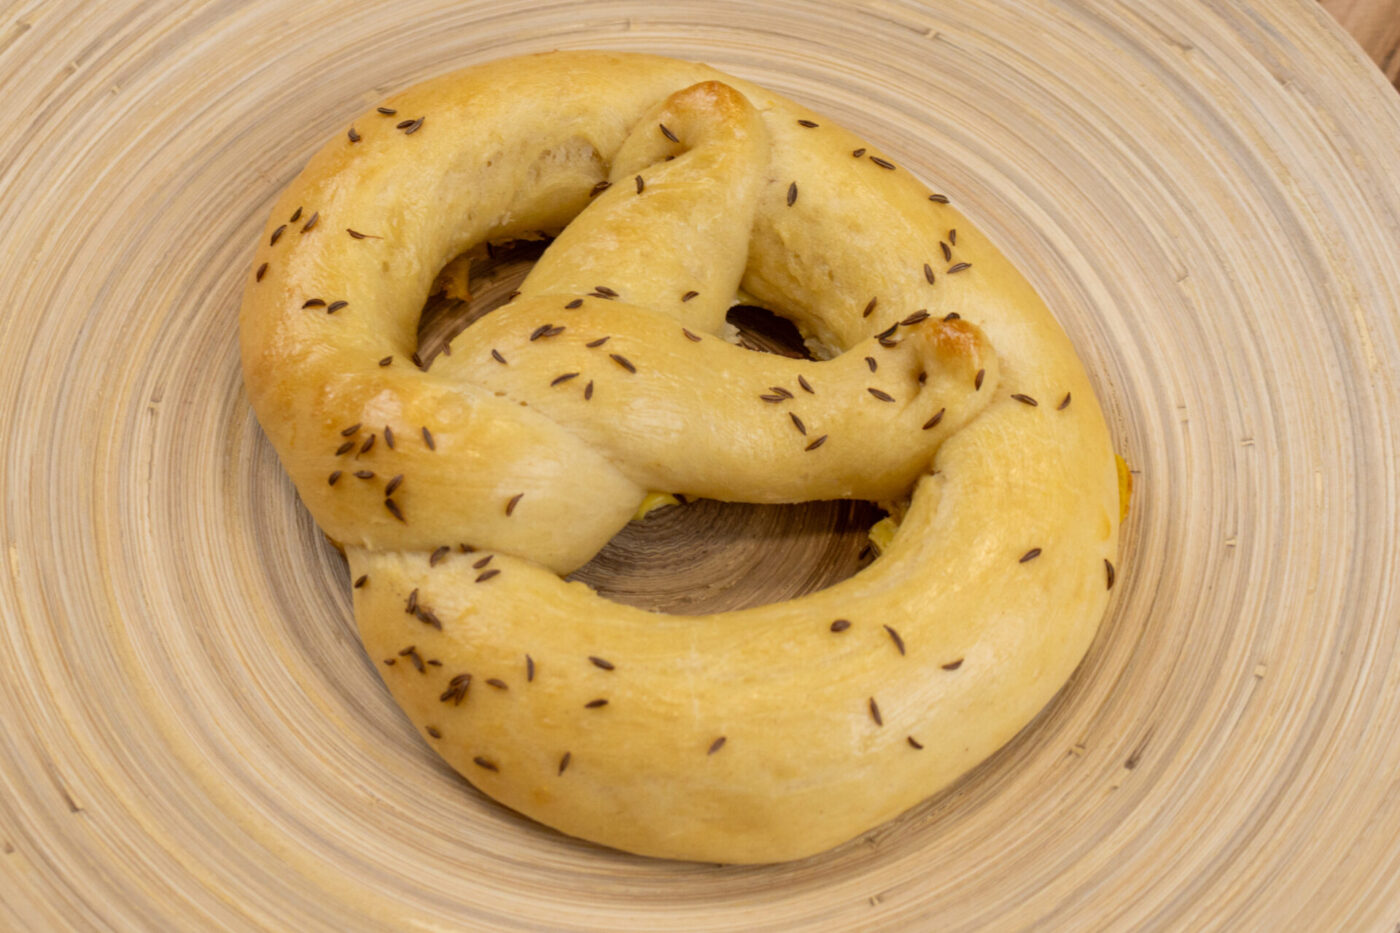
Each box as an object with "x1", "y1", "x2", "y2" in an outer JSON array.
[{"x1": 241, "y1": 51, "x2": 1120, "y2": 862}]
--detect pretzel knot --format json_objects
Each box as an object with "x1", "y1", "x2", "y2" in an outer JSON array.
[{"x1": 241, "y1": 52, "x2": 1121, "y2": 863}]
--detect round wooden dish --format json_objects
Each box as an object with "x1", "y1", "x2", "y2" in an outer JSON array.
[{"x1": 2, "y1": 2, "x2": 1398, "y2": 930}]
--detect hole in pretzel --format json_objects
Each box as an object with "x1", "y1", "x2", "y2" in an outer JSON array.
[{"x1": 567, "y1": 497, "x2": 881, "y2": 614}]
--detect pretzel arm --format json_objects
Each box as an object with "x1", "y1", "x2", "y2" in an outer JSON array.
[
  {"x1": 518, "y1": 81, "x2": 769, "y2": 335},
  {"x1": 439, "y1": 298, "x2": 998, "y2": 502}
]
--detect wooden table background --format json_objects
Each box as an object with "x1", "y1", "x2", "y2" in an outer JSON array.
[{"x1": 1322, "y1": 0, "x2": 1400, "y2": 86}]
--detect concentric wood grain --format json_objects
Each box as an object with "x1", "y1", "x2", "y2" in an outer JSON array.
[{"x1": 2, "y1": 1, "x2": 1399, "y2": 930}]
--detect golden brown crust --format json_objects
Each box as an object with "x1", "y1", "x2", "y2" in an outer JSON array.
[{"x1": 240, "y1": 50, "x2": 1119, "y2": 862}]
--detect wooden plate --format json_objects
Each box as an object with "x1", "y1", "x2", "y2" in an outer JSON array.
[{"x1": 3, "y1": 2, "x2": 1399, "y2": 929}]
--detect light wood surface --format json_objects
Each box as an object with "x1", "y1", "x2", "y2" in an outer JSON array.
[{"x1": 2, "y1": 1, "x2": 1399, "y2": 930}]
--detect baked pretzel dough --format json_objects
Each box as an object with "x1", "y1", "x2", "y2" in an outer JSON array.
[{"x1": 240, "y1": 51, "x2": 1120, "y2": 863}]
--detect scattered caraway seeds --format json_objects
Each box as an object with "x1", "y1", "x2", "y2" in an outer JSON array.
[
  {"x1": 869, "y1": 156, "x2": 895, "y2": 170},
  {"x1": 660, "y1": 123, "x2": 678, "y2": 142},
  {"x1": 385, "y1": 474, "x2": 403, "y2": 496},
  {"x1": 551, "y1": 372, "x2": 580, "y2": 386},
  {"x1": 924, "y1": 263, "x2": 935, "y2": 284},
  {"x1": 341, "y1": 423, "x2": 361, "y2": 436},
  {"x1": 584, "y1": 381, "x2": 594, "y2": 399},
  {"x1": 868, "y1": 388, "x2": 895, "y2": 402},
  {"x1": 303, "y1": 298, "x2": 326, "y2": 308},
  {"x1": 586, "y1": 336, "x2": 610, "y2": 348},
  {"x1": 868, "y1": 698, "x2": 884, "y2": 726},
  {"x1": 476, "y1": 569, "x2": 500, "y2": 582},
  {"x1": 347, "y1": 228, "x2": 381, "y2": 239},
  {"x1": 558, "y1": 752, "x2": 571, "y2": 774},
  {"x1": 797, "y1": 119, "x2": 818, "y2": 127},
  {"x1": 383, "y1": 426, "x2": 395, "y2": 449},
  {"x1": 635, "y1": 175, "x2": 644, "y2": 194},
  {"x1": 440, "y1": 674, "x2": 470, "y2": 705},
  {"x1": 385, "y1": 498, "x2": 405, "y2": 522},
  {"x1": 491, "y1": 349, "x2": 507, "y2": 364},
  {"x1": 609, "y1": 354, "x2": 636, "y2": 373},
  {"x1": 681, "y1": 290, "x2": 699, "y2": 302},
  {"x1": 328, "y1": 471, "x2": 341, "y2": 486},
  {"x1": 506, "y1": 493, "x2": 523, "y2": 516},
  {"x1": 1106, "y1": 559, "x2": 1116, "y2": 590},
  {"x1": 922, "y1": 409, "x2": 945, "y2": 430},
  {"x1": 430, "y1": 546, "x2": 449, "y2": 566},
  {"x1": 805, "y1": 435, "x2": 827, "y2": 451},
  {"x1": 473, "y1": 757, "x2": 498, "y2": 772},
  {"x1": 942, "y1": 658, "x2": 964, "y2": 670},
  {"x1": 865, "y1": 356, "x2": 877, "y2": 373},
  {"x1": 852, "y1": 148, "x2": 866, "y2": 158},
  {"x1": 526, "y1": 655, "x2": 535, "y2": 681},
  {"x1": 421, "y1": 426, "x2": 435, "y2": 450},
  {"x1": 862, "y1": 296, "x2": 878, "y2": 318},
  {"x1": 948, "y1": 262, "x2": 971, "y2": 273},
  {"x1": 1012, "y1": 393, "x2": 1038, "y2": 406},
  {"x1": 941, "y1": 242, "x2": 952, "y2": 261},
  {"x1": 347, "y1": 127, "x2": 360, "y2": 142},
  {"x1": 585, "y1": 699, "x2": 608, "y2": 709},
  {"x1": 270, "y1": 225, "x2": 285, "y2": 245},
  {"x1": 326, "y1": 300, "x2": 347, "y2": 314},
  {"x1": 301, "y1": 212, "x2": 318, "y2": 232},
  {"x1": 379, "y1": 356, "x2": 392, "y2": 366},
  {"x1": 901, "y1": 310, "x2": 930, "y2": 325},
  {"x1": 798, "y1": 375, "x2": 814, "y2": 394},
  {"x1": 975, "y1": 369, "x2": 985, "y2": 390},
  {"x1": 1020, "y1": 548, "x2": 1042, "y2": 563},
  {"x1": 830, "y1": 619, "x2": 851, "y2": 632},
  {"x1": 1059, "y1": 392, "x2": 1072, "y2": 409},
  {"x1": 589, "y1": 656, "x2": 615, "y2": 671},
  {"x1": 565, "y1": 298, "x2": 583, "y2": 309},
  {"x1": 255, "y1": 263, "x2": 267, "y2": 281},
  {"x1": 787, "y1": 182, "x2": 798, "y2": 206},
  {"x1": 590, "y1": 181, "x2": 611, "y2": 197},
  {"x1": 907, "y1": 736, "x2": 924, "y2": 749},
  {"x1": 929, "y1": 193, "x2": 950, "y2": 203},
  {"x1": 377, "y1": 107, "x2": 396, "y2": 115},
  {"x1": 789, "y1": 413, "x2": 806, "y2": 435},
  {"x1": 883, "y1": 625, "x2": 906, "y2": 655},
  {"x1": 335, "y1": 441, "x2": 355, "y2": 456},
  {"x1": 709, "y1": 737, "x2": 727, "y2": 754},
  {"x1": 682, "y1": 328, "x2": 701, "y2": 342},
  {"x1": 354, "y1": 575, "x2": 367, "y2": 588}
]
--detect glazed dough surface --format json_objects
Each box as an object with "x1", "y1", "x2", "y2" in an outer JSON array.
[{"x1": 239, "y1": 51, "x2": 1119, "y2": 863}]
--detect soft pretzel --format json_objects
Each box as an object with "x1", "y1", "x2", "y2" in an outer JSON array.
[{"x1": 240, "y1": 51, "x2": 1120, "y2": 863}]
